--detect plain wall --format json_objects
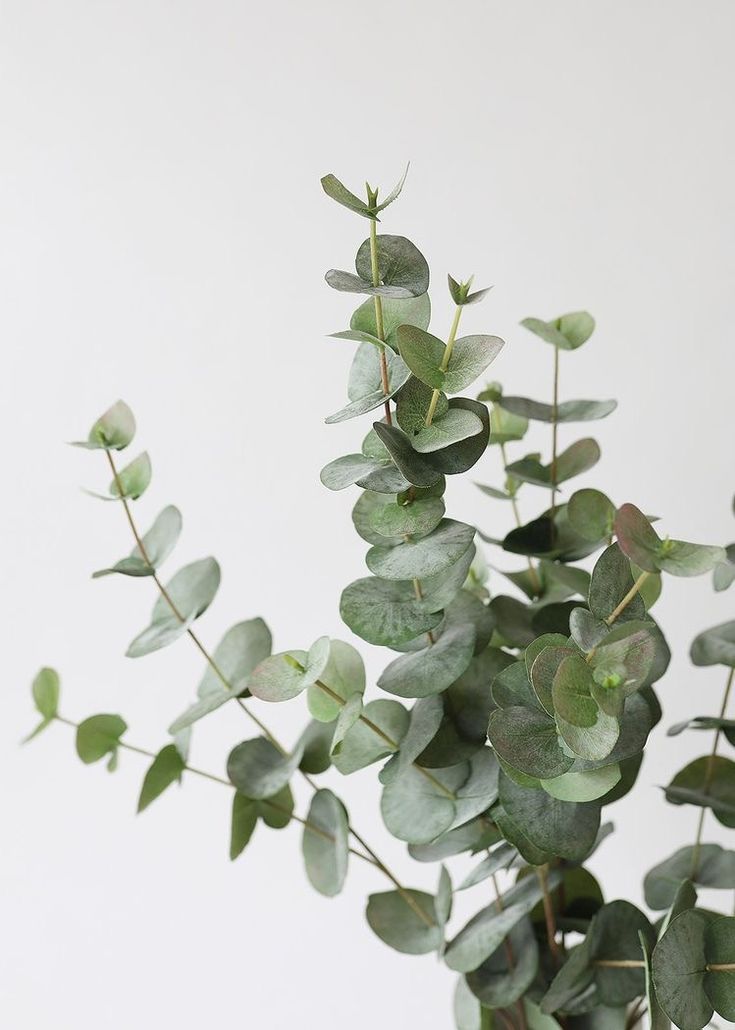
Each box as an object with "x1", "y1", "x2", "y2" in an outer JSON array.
[{"x1": 3, "y1": 1, "x2": 734, "y2": 1026}]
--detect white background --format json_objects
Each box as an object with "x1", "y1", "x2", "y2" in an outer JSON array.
[{"x1": 3, "y1": 2, "x2": 735, "y2": 1027}]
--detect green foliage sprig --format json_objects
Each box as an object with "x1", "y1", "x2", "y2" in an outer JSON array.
[{"x1": 27, "y1": 170, "x2": 735, "y2": 1029}]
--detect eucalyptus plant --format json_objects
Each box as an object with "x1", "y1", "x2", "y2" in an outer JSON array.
[{"x1": 27, "y1": 169, "x2": 735, "y2": 1030}]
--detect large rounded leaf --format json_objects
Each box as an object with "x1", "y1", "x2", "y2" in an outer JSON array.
[
  {"x1": 340, "y1": 577, "x2": 443, "y2": 647},
  {"x1": 366, "y1": 889, "x2": 440, "y2": 954},
  {"x1": 366, "y1": 519, "x2": 475, "y2": 581}
]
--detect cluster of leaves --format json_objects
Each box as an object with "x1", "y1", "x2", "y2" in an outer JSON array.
[{"x1": 26, "y1": 170, "x2": 735, "y2": 1030}]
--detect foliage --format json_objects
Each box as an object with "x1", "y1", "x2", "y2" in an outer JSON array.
[{"x1": 26, "y1": 170, "x2": 735, "y2": 1029}]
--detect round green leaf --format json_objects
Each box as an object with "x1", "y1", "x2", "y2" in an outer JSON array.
[
  {"x1": 568, "y1": 489, "x2": 616, "y2": 542},
  {"x1": 302, "y1": 788, "x2": 349, "y2": 897},
  {"x1": 76, "y1": 714, "x2": 127, "y2": 769},
  {"x1": 366, "y1": 519, "x2": 475, "y2": 581},
  {"x1": 307, "y1": 640, "x2": 365, "y2": 722},
  {"x1": 644, "y1": 844, "x2": 735, "y2": 910},
  {"x1": 499, "y1": 396, "x2": 616, "y2": 423},
  {"x1": 652, "y1": 910, "x2": 713, "y2": 1030},
  {"x1": 93, "y1": 505, "x2": 182, "y2": 578},
  {"x1": 488, "y1": 706, "x2": 573, "y2": 780},
  {"x1": 350, "y1": 293, "x2": 431, "y2": 351},
  {"x1": 366, "y1": 889, "x2": 440, "y2": 955},
  {"x1": 137, "y1": 744, "x2": 185, "y2": 812},
  {"x1": 109, "y1": 451, "x2": 152, "y2": 500},
  {"x1": 332, "y1": 699, "x2": 408, "y2": 774},
  {"x1": 378, "y1": 622, "x2": 476, "y2": 698},
  {"x1": 691, "y1": 621, "x2": 735, "y2": 667},
  {"x1": 665, "y1": 756, "x2": 735, "y2": 827},
  {"x1": 340, "y1": 577, "x2": 443, "y2": 647},
  {"x1": 521, "y1": 311, "x2": 595, "y2": 350},
  {"x1": 73, "y1": 399, "x2": 136, "y2": 450},
  {"x1": 227, "y1": 737, "x2": 301, "y2": 800},
  {"x1": 369, "y1": 496, "x2": 445, "y2": 539}
]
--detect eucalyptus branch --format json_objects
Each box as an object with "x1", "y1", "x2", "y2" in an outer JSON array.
[
  {"x1": 54, "y1": 714, "x2": 374, "y2": 863},
  {"x1": 549, "y1": 344, "x2": 560, "y2": 515},
  {"x1": 536, "y1": 864, "x2": 562, "y2": 967},
  {"x1": 690, "y1": 665, "x2": 735, "y2": 878},
  {"x1": 103, "y1": 451, "x2": 428, "y2": 923},
  {"x1": 367, "y1": 188, "x2": 392, "y2": 426},
  {"x1": 498, "y1": 440, "x2": 540, "y2": 593},
  {"x1": 492, "y1": 872, "x2": 528, "y2": 1030},
  {"x1": 28, "y1": 171, "x2": 735, "y2": 1030}
]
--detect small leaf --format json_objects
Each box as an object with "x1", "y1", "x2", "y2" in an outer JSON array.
[
  {"x1": 229, "y1": 785, "x2": 294, "y2": 859},
  {"x1": 32, "y1": 667, "x2": 59, "y2": 720},
  {"x1": 540, "y1": 764, "x2": 621, "y2": 803},
  {"x1": 137, "y1": 744, "x2": 185, "y2": 812},
  {"x1": 302, "y1": 789, "x2": 349, "y2": 897},
  {"x1": 616, "y1": 504, "x2": 725, "y2": 577},
  {"x1": 109, "y1": 451, "x2": 152, "y2": 500},
  {"x1": 506, "y1": 439, "x2": 600, "y2": 487},
  {"x1": 521, "y1": 311, "x2": 595, "y2": 350},
  {"x1": 72, "y1": 399, "x2": 136, "y2": 450},
  {"x1": 76, "y1": 714, "x2": 127, "y2": 768},
  {"x1": 126, "y1": 558, "x2": 220, "y2": 658},
  {"x1": 447, "y1": 274, "x2": 492, "y2": 307},
  {"x1": 366, "y1": 889, "x2": 440, "y2": 955},
  {"x1": 568, "y1": 489, "x2": 616, "y2": 543},
  {"x1": 248, "y1": 638, "x2": 327, "y2": 704},
  {"x1": 499, "y1": 396, "x2": 616, "y2": 423},
  {"x1": 644, "y1": 844, "x2": 735, "y2": 910},
  {"x1": 350, "y1": 293, "x2": 431, "y2": 351},
  {"x1": 227, "y1": 737, "x2": 303, "y2": 800},
  {"x1": 690, "y1": 621, "x2": 735, "y2": 668},
  {"x1": 665, "y1": 755, "x2": 735, "y2": 826},
  {"x1": 589, "y1": 543, "x2": 647, "y2": 623},
  {"x1": 320, "y1": 173, "x2": 374, "y2": 218},
  {"x1": 371, "y1": 422, "x2": 443, "y2": 489},
  {"x1": 397, "y1": 325, "x2": 504, "y2": 393},
  {"x1": 326, "y1": 344, "x2": 411, "y2": 424},
  {"x1": 93, "y1": 505, "x2": 182, "y2": 578},
  {"x1": 169, "y1": 618, "x2": 273, "y2": 733},
  {"x1": 332, "y1": 699, "x2": 408, "y2": 774},
  {"x1": 307, "y1": 640, "x2": 365, "y2": 723},
  {"x1": 552, "y1": 655, "x2": 620, "y2": 761},
  {"x1": 375, "y1": 163, "x2": 410, "y2": 213}
]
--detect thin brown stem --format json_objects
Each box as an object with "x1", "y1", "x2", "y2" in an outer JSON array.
[
  {"x1": 550, "y1": 345, "x2": 559, "y2": 516},
  {"x1": 367, "y1": 209, "x2": 392, "y2": 425},
  {"x1": 625, "y1": 999, "x2": 647, "y2": 1030},
  {"x1": 706, "y1": 962, "x2": 735, "y2": 972},
  {"x1": 56, "y1": 714, "x2": 373, "y2": 864},
  {"x1": 690, "y1": 665, "x2": 735, "y2": 878},
  {"x1": 491, "y1": 873, "x2": 528, "y2": 1030},
  {"x1": 537, "y1": 864, "x2": 562, "y2": 967},
  {"x1": 594, "y1": 960, "x2": 645, "y2": 969},
  {"x1": 499, "y1": 441, "x2": 540, "y2": 593}
]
